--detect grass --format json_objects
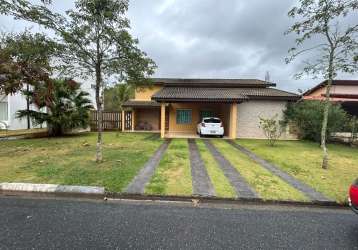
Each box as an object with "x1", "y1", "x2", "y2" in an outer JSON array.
[
  {"x1": 212, "y1": 140, "x2": 308, "y2": 201},
  {"x1": 237, "y1": 139, "x2": 358, "y2": 203},
  {"x1": 145, "y1": 139, "x2": 192, "y2": 196},
  {"x1": 0, "y1": 132, "x2": 162, "y2": 192},
  {"x1": 196, "y1": 140, "x2": 236, "y2": 198}
]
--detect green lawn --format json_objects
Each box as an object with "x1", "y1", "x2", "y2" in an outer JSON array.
[
  {"x1": 2, "y1": 132, "x2": 354, "y2": 203},
  {"x1": 145, "y1": 139, "x2": 192, "y2": 196},
  {"x1": 0, "y1": 132, "x2": 162, "y2": 192},
  {"x1": 237, "y1": 139, "x2": 358, "y2": 203},
  {"x1": 212, "y1": 140, "x2": 308, "y2": 201}
]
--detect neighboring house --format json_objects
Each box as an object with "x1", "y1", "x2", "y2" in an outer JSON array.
[
  {"x1": 303, "y1": 80, "x2": 358, "y2": 116},
  {"x1": 0, "y1": 81, "x2": 96, "y2": 130},
  {"x1": 0, "y1": 92, "x2": 39, "y2": 130},
  {"x1": 122, "y1": 78, "x2": 299, "y2": 139}
]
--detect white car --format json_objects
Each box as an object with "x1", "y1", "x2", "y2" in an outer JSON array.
[{"x1": 197, "y1": 117, "x2": 224, "y2": 137}]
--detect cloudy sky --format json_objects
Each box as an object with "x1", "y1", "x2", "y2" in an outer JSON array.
[{"x1": 1, "y1": 0, "x2": 357, "y2": 92}]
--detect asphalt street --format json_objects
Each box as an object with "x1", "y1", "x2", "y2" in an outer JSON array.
[{"x1": 0, "y1": 196, "x2": 357, "y2": 249}]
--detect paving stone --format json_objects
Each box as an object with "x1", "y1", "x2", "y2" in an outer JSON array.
[
  {"x1": 227, "y1": 140, "x2": 332, "y2": 202},
  {"x1": 124, "y1": 139, "x2": 171, "y2": 194},
  {"x1": 203, "y1": 140, "x2": 259, "y2": 199},
  {"x1": 188, "y1": 139, "x2": 215, "y2": 197}
]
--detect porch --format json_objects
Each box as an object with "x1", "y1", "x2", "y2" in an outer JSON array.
[{"x1": 122, "y1": 100, "x2": 238, "y2": 139}]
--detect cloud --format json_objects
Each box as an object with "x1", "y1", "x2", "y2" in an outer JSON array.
[
  {"x1": 1, "y1": 0, "x2": 357, "y2": 92},
  {"x1": 128, "y1": 0, "x2": 357, "y2": 92}
]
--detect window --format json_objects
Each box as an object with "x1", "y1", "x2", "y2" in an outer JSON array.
[
  {"x1": 176, "y1": 109, "x2": 192, "y2": 124},
  {"x1": 0, "y1": 102, "x2": 8, "y2": 121}
]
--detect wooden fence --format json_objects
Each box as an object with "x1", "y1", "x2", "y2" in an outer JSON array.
[{"x1": 90, "y1": 111, "x2": 122, "y2": 131}]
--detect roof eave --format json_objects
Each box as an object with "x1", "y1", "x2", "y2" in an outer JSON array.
[{"x1": 151, "y1": 97, "x2": 247, "y2": 103}]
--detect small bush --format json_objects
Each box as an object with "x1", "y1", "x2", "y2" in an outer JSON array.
[
  {"x1": 283, "y1": 100, "x2": 349, "y2": 142},
  {"x1": 259, "y1": 114, "x2": 284, "y2": 146}
]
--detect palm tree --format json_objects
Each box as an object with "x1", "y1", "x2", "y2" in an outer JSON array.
[
  {"x1": 104, "y1": 84, "x2": 134, "y2": 111},
  {"x1": 17, "y1": 79, "x2": 93, "y2": 136}
]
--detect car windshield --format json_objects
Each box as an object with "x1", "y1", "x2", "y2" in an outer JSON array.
[{"x1": 203, "y1": 118, "x2": 221, "y2": 123}]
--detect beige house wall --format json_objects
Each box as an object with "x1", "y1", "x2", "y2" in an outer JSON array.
[
  {"x1": 236, "y1": 100, "x2": 296, "y2": 139},
  {"x1": 134, "y1": 85, "x2": 162, "y2": 101}
]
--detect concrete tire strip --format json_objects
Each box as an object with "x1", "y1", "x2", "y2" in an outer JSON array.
[
  {"x1": 188, "y1": 139, "x2": 215, "y2": 197},
  {"x1": 124, "y1": 139, "x2": 171, "y2": 194},
  {"x1": 0, "y1": 183, "x2": 105, "y2": 196},
  {"x1": 203, "y1": 140, "x2": 259, "y2": 199},
  {"x1": 227, "y1": 140, "x2": 332, "y2": 202}
]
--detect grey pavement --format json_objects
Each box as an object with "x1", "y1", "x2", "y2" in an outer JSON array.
[
  {"x1": 125, "y1": 139, "x2": 171, "y2": 194},
  {"x1": 203, "y1": 140, "x2": 258, "y2": 199},
  {"x1": 227, "y1": 140, "x2": 332, "y2": 202},
  {"x1": 188, "y1": 139, "x2": 215, "y2": 197},
  {"x1": 0, "y1": 196, "x2": 357, "y2": 250}
]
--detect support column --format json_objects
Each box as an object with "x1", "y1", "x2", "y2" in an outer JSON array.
[
  {"x1": 229, "y1": 103, "x2": 238, "y2": 139},
  {"x1": 160, "y1": 103, "x2": 166, "y2": 138},
  {"x1": 132, "y1": 109, "x2": 135, "y2": 132},
  {"x1": 121, "y1": 110, "x2": 125, "y2": 132}
]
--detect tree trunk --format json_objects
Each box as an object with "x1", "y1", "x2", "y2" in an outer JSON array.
[
  {"x1": 95, "y1": 63, "x2": 103, "y2": 163},
  {"x1": 26, "y1": 83, "x2": 31, "y2": 130},
  {"x1": 321, "y1": 52, "x2": 334, "y2": 169}
]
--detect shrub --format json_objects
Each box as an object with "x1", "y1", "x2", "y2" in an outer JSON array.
[
  {"x1": 259, "y1": 114, "x2": 284, "y2": 146},
  {"x1": 283, "y1": 100, "x2": 349, "y2": 142}
]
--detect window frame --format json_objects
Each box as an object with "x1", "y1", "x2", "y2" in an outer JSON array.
[
  {"x1": 0, "y1": 101, "x2": 8, "y2": 121},
  {"x1": 176, "y1": 109, "x2": 192, "y2": 124}
]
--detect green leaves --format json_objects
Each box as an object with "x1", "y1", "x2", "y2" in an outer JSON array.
[
  {"x1": 283, "y1": 100, "x2": 349, "y2": 142},
  {"x1": 0, "y1": 0, "x2": 156, "y2": 86},
  {"x1": 17, "y1": 79, "x2": 93, "y2": 136},
  {"x1": 259, "y1": 115, "x2": 284, "y2": 146},
  {"x1": 0, "y1": 31, "x2": 58, "y2": 94},
  {"x1": 104, "y1": 84, "x2": 133, "y2": 111},
  {"x1": 285, "y1": 0, "x2": 358, "y2": 79}
]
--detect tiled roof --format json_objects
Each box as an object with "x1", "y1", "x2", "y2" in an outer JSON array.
[
  {"x1": 151, "y1": 78, "x2": 276, "y2": 87},
  {"x1": 152, "y1": 87, "x2": 299, "y2": 102},
  {"x1": 303, "y1": 80, "x2": 358, "y2": 96},
  {"x1": 122, "y1": 100, "x2": 161, "y2": 107}
]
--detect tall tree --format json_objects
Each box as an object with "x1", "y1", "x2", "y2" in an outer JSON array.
[
  {"x1": 0, "y1": 0, "x2": 156, "y2": 162},
  {"x1": 285, "y1": 0, "x2": 358, "y2": 169}
]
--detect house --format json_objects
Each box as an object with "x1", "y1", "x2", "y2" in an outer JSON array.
[
  {"x1": 0, "y1": 80, "x2": 96, "y2": 130},
  {"x1": 122, "y1": 78, "x2": 299, "y2": 139},
  {"x1": 303, "y1": 80, "x2": 358, "y2": 116},
  {"x1": 0, "y1": 92, "x2": 39, "y2": 130}
]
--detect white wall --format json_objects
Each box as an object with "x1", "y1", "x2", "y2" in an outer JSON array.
[
  {"x1": 7, "y1": 92, "x2": 43, "y2": 130},
  {"x1": 237, "y1": 100, "x2": 296, "y2": 139},
  {"x1": 76, "y1": 78, "x2": 96, "y2": 108}
]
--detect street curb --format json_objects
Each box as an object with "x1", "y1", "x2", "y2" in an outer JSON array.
[
  {"x1": 0, "y1": 183, "x2": 105, "y2": 199},
  {"x1": 107, "y1": 193, "x2": 347, "y2": 208},
  {"x1": 0, "y1": 182, "x2": 347, "y2": 208}
]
